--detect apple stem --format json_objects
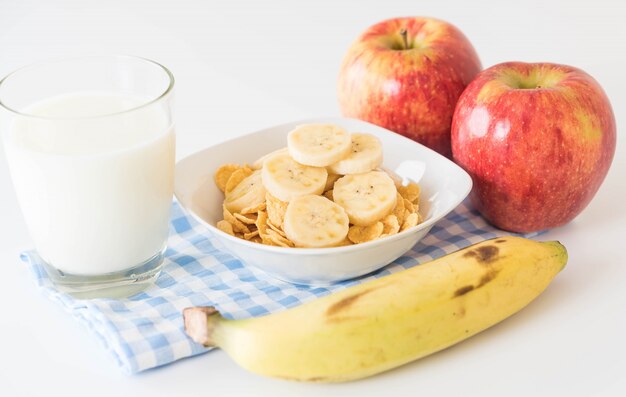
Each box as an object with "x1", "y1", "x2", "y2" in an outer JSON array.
[{"x1": 400, "y1": 28, "x2": 409, "y2": 50}]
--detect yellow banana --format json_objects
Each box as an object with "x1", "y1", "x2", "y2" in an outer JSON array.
[{"x1": 183, "y1": 236, "x2": 567, "y2": 382}]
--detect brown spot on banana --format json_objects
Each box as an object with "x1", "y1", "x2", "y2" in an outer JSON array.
[
  {"x1": 458, "y1": 306, "x2": 466, "y2": 317},
  {"x1": 462, "y1": 245, "x2": 499, "y2": 264},
  {"x1": 453, "y1": 268, "x2": 501, "y2": 298},
  {"x1": 452, "y1": 306, "x2": 466, "y2": 318},
  {"x1": 454, "y1": 285, "x2": 474, "y2": 297},
  {"x1": 477, "y1": 269, "x2": 500, "y2": 288},
  {"x1": 326, "y1": 288, "x2": 375, "y2": 317}
]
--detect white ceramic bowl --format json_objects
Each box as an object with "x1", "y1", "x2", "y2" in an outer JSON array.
[{"x1": 174, "y1": 117, "x2": 472, "y2": 285}]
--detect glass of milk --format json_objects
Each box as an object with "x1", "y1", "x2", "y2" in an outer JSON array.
[{"x1": 0, "y1": 56, "x2": 175, "y2": 295}]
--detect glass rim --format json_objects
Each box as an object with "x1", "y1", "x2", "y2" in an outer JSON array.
[{"x1": 0, "y1": 55, "x2": 175, "y2": 121}]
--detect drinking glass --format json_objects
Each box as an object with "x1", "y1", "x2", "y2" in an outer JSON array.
[{"x1": 0, "y1": 56, "x2": 175, "y2": 295}]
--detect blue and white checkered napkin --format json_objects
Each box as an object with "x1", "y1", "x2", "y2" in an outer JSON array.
[{"x1": 21, "y1": 199, "x2": 527, "y2": 374}]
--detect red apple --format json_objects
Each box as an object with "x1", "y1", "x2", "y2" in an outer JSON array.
[
  {"x1": 338, "y1": 17, "x2": 482, "y2": 157},
  {"x1": 451, "y1": 62, "x2": 616, "y2": 232}
]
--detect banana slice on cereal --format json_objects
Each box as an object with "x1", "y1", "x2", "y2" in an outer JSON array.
[
  {"x1": 224, "y1": 170, "x2": 266, "y2": 213},
  {"x1": 283, "y1": 195, "x2": 349, "y2": 248},
  {"x1": 327, "y1": 133, "x2": 383, "y2": 175},
  {"x1": 333, "y1": 171, "x2": 397, "y2": 226},
  {"x1": 261, "y1": 152, "x2": 327, "y2": 202},
  {"x1": 252, "y1": 147, "x2": 288, "y2": 170},
  {"x1": 287, "y1": 124, "x2": 352, "y2": 167}
]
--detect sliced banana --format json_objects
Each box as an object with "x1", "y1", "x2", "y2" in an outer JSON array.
[
  {"x1": 224, "y1": 170, "x2": 267, "y2": 213},
  {"x1": 287, "y1": 124, "x2": 352, "y2": 167},
  {"x1": 283, "y1": 195, "x2": 349, "y2": 248},
  {"x1": 333, "y1": 171, "x2": 397, "y2": 226},
  {"x1": 327, "y1": 133, "x2": 383, "y2": 175},
  {"x1": 261, "y1": 152, "x2": 328, "y2": 202},
  {"x1": 378, "y1": 166, "x2": 403, "y2": 188},
  {"x1": 252, "y1": 147, "x2": 288, "y2": 170}
]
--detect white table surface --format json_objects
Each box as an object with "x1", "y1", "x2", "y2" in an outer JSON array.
[{"x1": 1, "y1": 0, "x2": 625, "y2": 395}]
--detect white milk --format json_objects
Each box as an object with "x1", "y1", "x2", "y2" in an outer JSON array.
[{"x1": 3, "y1": 93, "x2": 175, "y2": 275}]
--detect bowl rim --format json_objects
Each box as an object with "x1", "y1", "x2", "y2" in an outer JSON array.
[{"x1": 174, "y1": 116, "x2": 472, "y2": 256}]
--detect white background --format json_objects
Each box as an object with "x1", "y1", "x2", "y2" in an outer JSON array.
[{"x1": 1, "y1": 0, "x2": 625, "y2": 396}]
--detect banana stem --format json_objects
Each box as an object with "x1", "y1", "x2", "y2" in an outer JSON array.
[{"x1": 183, "y1": 306, "x2": 221, "y2": 347}]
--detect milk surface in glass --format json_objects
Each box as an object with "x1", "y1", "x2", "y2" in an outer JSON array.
[{"x1": 4, "y1": 92, "x2": 175, "y2": 275}]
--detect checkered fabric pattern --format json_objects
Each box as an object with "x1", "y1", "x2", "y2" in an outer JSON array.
[{"x1": 21, "y1": 199, "x2": 531, "y2": 374}]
